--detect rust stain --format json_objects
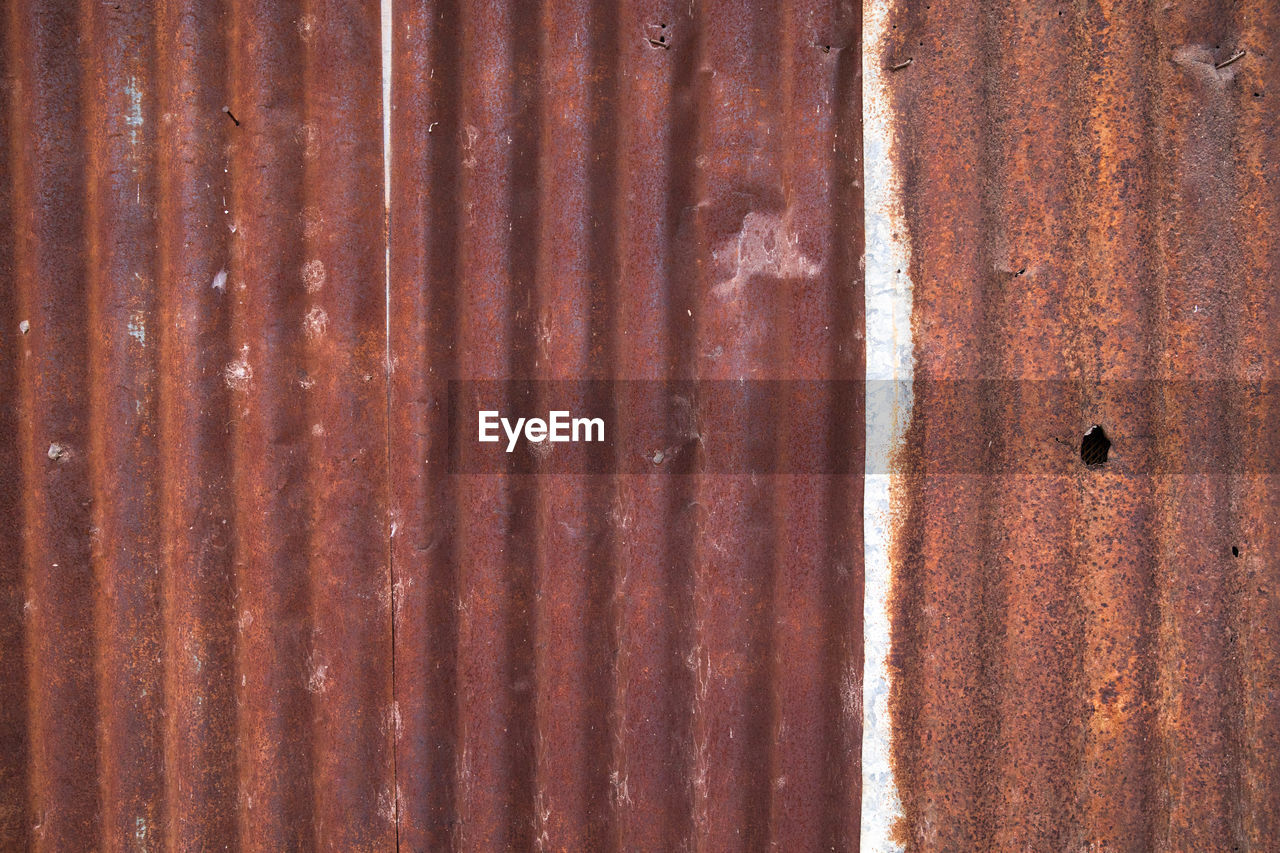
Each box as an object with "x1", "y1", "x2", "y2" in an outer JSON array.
[{"x1": 885, "y1": 0, "x2": 1280, "y2": 849}]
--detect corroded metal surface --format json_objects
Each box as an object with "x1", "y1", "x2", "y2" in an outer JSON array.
[
  {"x1": 2, "y1": 1, "x2": 391, "y2": 849},
  {"x1": 882, "y1": 0, "x2": 1280, "y2": 848},
  {"x1": 4, "y1": 0, "x2": 869, "y2": 848},
  {"x1": 389, "y1": 0, "x2": 864, "y2": 850}
]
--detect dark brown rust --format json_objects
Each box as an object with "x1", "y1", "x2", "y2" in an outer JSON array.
[
  {"x1": 390, "y1": 0, "x2": 863, "y2": 850},
  {"x1": 3, "y1": 1, "x2": 390, "y2": 849}
]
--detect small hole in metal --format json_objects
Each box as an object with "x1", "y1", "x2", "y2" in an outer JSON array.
[
  {"x1": 1081, "y1": 425, "x2": 1110, "y2": 466},
  {"x1": 1232, "y1": 546, "x2": 1240, "y2": 557}
]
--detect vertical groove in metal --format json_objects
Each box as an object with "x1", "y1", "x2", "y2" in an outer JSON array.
[
  {"x1": 155, "y1": 0, "x2": 238, "y2": 845},
  {"x1": 388, "y1": 1, "x2": 461, "y2": 850},
  {"x1": 0, "y1": 4, "x2": 28, "y2": 847},
  {"x1": 3, "y1": 1, "x2": 390, "y2": 849},
  {"x1": 1231, "y1": 2, "x2": 1280, "y2": 848},
  {"x1": 390, "y1": 1, "x2": 864, "y2": 850},
  {"x1": 9, "y1": 3, "x2": 100, "y2": 846},
  {"x1": 527, "y1": 1, "x2": 618, "y2": 850}
]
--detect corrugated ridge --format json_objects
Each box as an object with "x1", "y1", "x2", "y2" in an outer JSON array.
[
  {"x1": 390, "y1": 0, "x2": 864, "y2": 850},
  {"x1": 885, "y1": 0, "x2": 1280, "y2": 846},
  {"x1": 156, "y1": 0, "x2": 238, "y2": 845},
  {"x1": 3, "y1": 1, "x2": 391, "y2": 848},
  {"x1": 84, "y1": 2, "x2": 166, "y2": 846}
]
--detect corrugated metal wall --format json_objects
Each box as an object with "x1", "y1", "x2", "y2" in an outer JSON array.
[
  {"x1": 2, "y1": 2, "x2": 392, "y2": 849},
  {"x1": 2, "y1": 0, "x2": 866, "y2": 850},
  {"x1": 5, "y1": 0, "x2": 1278, "y2": 849},
  {"x1": 883, "y1": 0, "x2": 1280, "y2": 847},
  {"x1": 388, "y1": 1, "x2": 863, "y2": 850}
]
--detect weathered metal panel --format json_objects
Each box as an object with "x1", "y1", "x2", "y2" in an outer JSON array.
[
  {"x1": 11, "y1": 0, "x2": 1273, "y2": 848},
  {"x1": 874, "y1": 0, "x2": 1280, "y2": 848},
  {"x1": 389, "y1": 1, "x2": 865, "y2": 851},
  {"x1": 2, "y1": 1, "x2": 391, "y2": 849},
  {"x1": 7, "y1": 0, "x2": 870, "y2": 848}
]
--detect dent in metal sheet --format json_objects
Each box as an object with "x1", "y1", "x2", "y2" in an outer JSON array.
[{"x1": 862, "y1": 0, "x2": 912, "y2": 848}]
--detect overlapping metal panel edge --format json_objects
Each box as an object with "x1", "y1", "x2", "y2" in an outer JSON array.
[
  {"x1": 876, "y1": 0, "x2": 1280, "y2": 848},
  {"x1": 1, "y1": 2, "x2": 392, "y2": 849},
  {"x1": 388, "y1": 0, "x2": 864, "y2": 850}
]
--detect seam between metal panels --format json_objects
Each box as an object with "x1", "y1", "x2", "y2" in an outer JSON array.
[
  {"x1": 382, "y1": 0, "x2": 400, "y2": 849},
  {"x1": 862, "y1": 0, "x2": 912, "y2": 848}
]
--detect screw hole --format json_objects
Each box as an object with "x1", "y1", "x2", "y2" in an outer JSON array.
[{"x1": 1081, "y1": 425, "x2": 1110, "y2": 466}]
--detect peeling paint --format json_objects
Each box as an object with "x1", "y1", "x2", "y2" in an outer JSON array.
[{"x1": 127, "y1": 311, "x2": 146, "y2": 345}]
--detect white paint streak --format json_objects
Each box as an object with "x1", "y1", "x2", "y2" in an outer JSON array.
[
  {"x1": 302, "y1": 259, "x2": 326, "y2": 292},
  {"x1": 125, "y1": 76, "x2": 143, "y2": 146},
  {"x1": 127, "y1": 311, "x2": 146, "y2": 345},
  {"x1": 303, "y1": 306, "x2": 329, "y2": 340},
  {"x1": 382, "y1": 0, "x2": 393, "y2": 211},
  {"x1": 462, "y1": 125, "x2": 479, "y2": 168},
  {"x1": 711, "y1": 212, "x2": 820, "y2": 298},
  {"x1": 307, "y1": 655, "x2": 330, "y2": 694},
  {"x1": 383, "y1": 0, "x2": 393, "y2": 440},
  {"x1": 223, "y1": 345, "x2": 253, "y2": 392},
  {"x1": 211, "y1": 269, "x2": 228, "y2": 292},
  {"x1": 862, "y1": 0, "x2": 913, "y2": 848}
]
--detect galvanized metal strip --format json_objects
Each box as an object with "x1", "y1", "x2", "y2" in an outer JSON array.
[{"x1": 861, "y1": 0, "x2": 910, "y2": 847}]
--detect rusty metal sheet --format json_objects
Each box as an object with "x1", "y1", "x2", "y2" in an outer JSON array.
[
  {"x1": 389, "y1": 0, "x2": 864, "y2": 850},
  {"x1": 872, "y1": 0, "x2": 1280, "y2": 848},
  {"x1": 7, "y1": 0, "x2": 870, "y2": 849},
  {"x1": 9, "y1": 0, "x2": 1274, "y2": 849},
  {"x1": 2, "y1": 1, "x2": 391, "y2": 849}
]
